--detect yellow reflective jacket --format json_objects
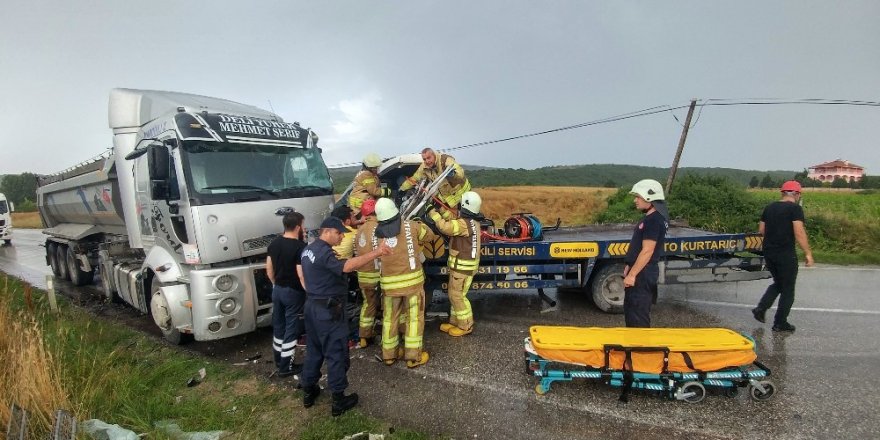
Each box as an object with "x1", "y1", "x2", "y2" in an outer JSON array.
[
  {"x1": 430, "y1": 212, "x2": 481, "y2": 274},
  {"x1": 349, "y1": 170, "x2": 390, "y2": 210},
  {"x1": 379, "y1": 220, "x2": 437, "y2": 297}
]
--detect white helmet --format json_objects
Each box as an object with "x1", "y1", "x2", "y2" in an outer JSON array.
[
  {"x1": 630, "y1": 179, "x2": 665, "y2": 202},
  {"x1": 460, "y1": 191, "x2": 482, "y2": 215},
  {"x1": 375, "y1": 198, "x2": 399, "y2": 222},
  {"x1": 363, "y1": 153, "x2": 382, "y2": 168}
]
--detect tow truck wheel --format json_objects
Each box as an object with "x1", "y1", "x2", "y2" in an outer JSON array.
[
  {"x1": 56, "y1": 244, "x2": 70, "y2": 281},
  {"x1": 47, "y1": 242, "x2": 62, "y2": 277},
  {"x1": 590, "y1": 263, "x2": 625, "y2": 313},
  {"x1": 150, "y1": 277, "x2": 187, "y2": 345},
  {"x1": 66, "y1": 246, "x2": 93, "y2": 287}
]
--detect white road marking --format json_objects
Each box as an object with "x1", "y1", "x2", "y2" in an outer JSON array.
[{"x1": 676, "y1": 299, "x2": 880, "y2": 315}]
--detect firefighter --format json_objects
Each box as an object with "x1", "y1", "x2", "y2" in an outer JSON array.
[
  {"x1": 398, "y1": 148, "x2": 471, "y2": 219},
  {"x1": 354, "y1": 199, "x2": 381, "y2": 347},
  {"x1": 374, "y1": 197, "x2": 438, "y2": 368},
  {"x1": 349, "y1": 153, "x2": 390, "y2": 218},
  {"x1": 622, "y1": 179, "x2": 669, "y2": 328},
  {"x1": 426, "y1": 191, "x2": 482, "y2": 337}
]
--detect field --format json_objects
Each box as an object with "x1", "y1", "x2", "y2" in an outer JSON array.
[
  {"x1": 479, "y1": 186, "x2": 616, "y2": 227},
  {"x1": 10, "y1": 212, "x2": 42, "y2": 229}
]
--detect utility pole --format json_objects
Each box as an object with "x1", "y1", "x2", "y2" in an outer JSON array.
[{"x1": 666, "y1": 99, "x2": 698, "y2": 195}]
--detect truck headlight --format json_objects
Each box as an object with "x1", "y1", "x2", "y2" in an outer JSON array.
[
  {"x1": 214, "y1": 274, "x2": 237, "y2": 292},
  {"x1": 219, "y1": 298, "x2": 237, "y2": 314}
]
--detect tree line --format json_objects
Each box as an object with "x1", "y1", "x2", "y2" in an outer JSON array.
[
  {"x1": 0, "y1": 173, "x2": 39, "y2": 211},
  {"x1": 748, "y1": 170, "x2": 880, "y2": 190}
]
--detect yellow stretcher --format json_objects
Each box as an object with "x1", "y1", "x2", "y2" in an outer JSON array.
[{"x1": 525, "y1": 326, "x2": 776, "y2": 403}]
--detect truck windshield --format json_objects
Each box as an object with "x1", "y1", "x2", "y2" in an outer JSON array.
[
  {"x1": 0, "y1": 201, "x2": 7, "y2": 215},
  {"x1": 180, "y1": 141, "x2": 333, "y2": 205}
]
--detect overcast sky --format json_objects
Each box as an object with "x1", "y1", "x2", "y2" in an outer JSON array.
[{"x1": 2, "y1": 1, "x2": 878, "y2": 176}]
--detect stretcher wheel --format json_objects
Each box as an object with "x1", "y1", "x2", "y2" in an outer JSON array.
[
  {"x1": 680, "y1": 381, "x2": 706, "y2": 404},
  {"x1": 748, "y1": 380, "x2": 776, "y2": 401},
  {"x1": 724, "y1": 387, "x2": 740, "y2": 398},
  {"x1": 535, "y1": 384, "x2": 547, "y2": 395}
]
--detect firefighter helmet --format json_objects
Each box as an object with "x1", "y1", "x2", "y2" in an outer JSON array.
[
  {"x1": 630, "y1": 179, "x2": 665, "y2": 202},
  {"x1": 375, "y1": 198, "x2": 399, "y2": 222},
  {"x1": 460, "y1": 191, "x2": 482, "y2": 215},
  {"x1": 363, "y1": 153, "x2": 382, "y2": 168},
  {"x1": 780, "y1": 180, "x2": 802, "y2": 193}
]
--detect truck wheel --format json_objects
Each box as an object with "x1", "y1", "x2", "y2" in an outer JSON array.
[
  {"x1": 56, "y1": 244, "x2": 70, "y2": 281},
  {"x1": 150, "y1": 277, "x2": 190, "y2": 345},
  {"x1": 47, "y1": 242, "x2": 62, "y2": 277},
  {"x1": 67, "y1": 246, "x2": 93, "y2": 287},
  {"x1": 590, "y1": 263, "x2": 625, "y2": 313}
]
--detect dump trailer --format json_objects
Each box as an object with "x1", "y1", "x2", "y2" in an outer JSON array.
[
  {"x1": 0, "y1": 193, "x2": 12, "y2": 245},
  {"x1": 347, "y1": 155, "x2": 770, "y2": 313},
  {"x1": 37, "y1": 89, "x2": 335, "y2": 343}
]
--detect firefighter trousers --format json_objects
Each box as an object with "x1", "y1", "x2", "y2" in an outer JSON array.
[
  {"x1": 358, "y1": 280, "x2": 380, "y2": 339},
  {"x1": 381, "y1": 290, "x2": 425, "y2": 362},
  {"x1": 447, "y1": 269, "x2": 474, "y2": 331}
]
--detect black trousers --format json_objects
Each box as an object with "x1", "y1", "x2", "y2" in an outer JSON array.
[
  {"x1": 756, "y1": 253, "x2": 799, "y2": 326},
  {"x1": 300, "y1": 297, "x2": 350, "y2": 393},
  {"x1": 624, "y1": 265, "x2": 659, "y2": 328}
]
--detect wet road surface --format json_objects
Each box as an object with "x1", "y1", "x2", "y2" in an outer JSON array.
[{"x1": 2, "y1": 229, "x2": 879, "y2": 439}]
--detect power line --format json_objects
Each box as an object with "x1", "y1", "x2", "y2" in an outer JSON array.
[{"x1": 325, "y1": 98, "x2": 880, "y2": 169}]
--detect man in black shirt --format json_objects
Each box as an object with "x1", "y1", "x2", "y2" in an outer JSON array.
[
  {"x1": 266, "y1": 212, "x2": 307, "y2": 377},
  {"x1": 623, "y1": 179, "x2": 669, "y2": 328},
  {"x1": 299, "y1": 217, "x2": 391, "y2": 417},
  {"x1": 752, "y1": 180, "x2": 814, "y2": 332}
]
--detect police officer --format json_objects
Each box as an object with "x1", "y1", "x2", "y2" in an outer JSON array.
[
  {"x1": 374, "y1": 198, "x2": 438, "y2": 368},
  {"x1": 427, "y1": 191, "x2": 483, "y2": 337},
  {"x1": 623, "y1": 179, "x2": 669, "y2": 328},
  {"x1": 399, "y1": 148, "x2": 471, "y2": 219},
  {"x1": 299, "y1": 216, "x2": 391, "y2": 417},
  {"x1": 349, "y1": 153, "x2": 390, "y2": 217}
]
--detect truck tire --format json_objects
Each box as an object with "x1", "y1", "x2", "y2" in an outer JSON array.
[
  {"x1": 47, "y1": 242, "x2": 62, "y2": 277},
  {"x1": 149, "y1": 277, "x2": 190, "y2": 345},
  {"x1": 56, "y1": 244, "x2": 70, "y2": 281},
  {"x1": 590, "y1": 263, "x2": 626, "y2": 313},
  {"x1": 66, "y1": 246, "x2": 94, "y2": 287}
]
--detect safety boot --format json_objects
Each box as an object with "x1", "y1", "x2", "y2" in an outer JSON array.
[
  {"x1": 406, "y1": 351, "x2": 430, "y2": 368},
  {"x1": 359, "y1": 337, "x2": 373, "y2": 348},
  {"x1": 383, "y1": 346, "x2": 405, "y2": 366},
  {"x1": 439, "y1": 323, "x2": 454, "y2": 333},
  {"x1": 331, "y1": 392, "x2": 359, "y2": 417},
  {"x1": 302, "y1": 385, "x2": 321, "y2": 408},
  {"x1": 448, "y1": 326, "x2": 472, "y2": 337}
]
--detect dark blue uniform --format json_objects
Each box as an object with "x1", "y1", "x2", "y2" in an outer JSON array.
[
  {"x1": 623, "y1": 211, "x2": 667, "y2": 328},
  {"x1": 300, "y1": 239, "x2": 351, "y2": 394},
  {"x1": 267, "y1": 236, "x2": 307, "y2": 375}
]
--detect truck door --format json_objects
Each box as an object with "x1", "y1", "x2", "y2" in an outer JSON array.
[{"x1": 134, "y1": 156, "x2": 157, "y2": 252}]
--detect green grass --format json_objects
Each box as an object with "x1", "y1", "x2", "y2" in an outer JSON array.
[
  {"x1": 0, "y1": 274, "x2": 431, "y2": 439},
  {"x1": 749, "y1": 189, "x2": 880, "y2": 265}
]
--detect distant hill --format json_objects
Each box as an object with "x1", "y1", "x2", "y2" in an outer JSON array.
[{"x1": 329, "y1": 163, "x2": 795, "y2": 192}]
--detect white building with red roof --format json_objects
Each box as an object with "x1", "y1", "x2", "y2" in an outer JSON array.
[{"x1": 808, "y1": 159, "x2": 865, "y2": 183}]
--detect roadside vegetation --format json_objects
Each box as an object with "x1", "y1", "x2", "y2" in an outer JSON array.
[
  {"x1": 11, "y1": 211, "x2": 42, "y2": 229},
  {"x1": 0, "y1": 274, "x2": 427, "y2": 439},
  {"x1": 597, "y1": 175, "x2": 880, "y2": 265}
]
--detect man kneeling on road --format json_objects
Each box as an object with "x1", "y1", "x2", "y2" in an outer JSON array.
[{"x1": 299, "y1": 217, "x2": 391, "y2": 417}]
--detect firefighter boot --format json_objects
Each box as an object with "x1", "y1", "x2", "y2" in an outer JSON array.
[
  {"x1": 448, "y1": 326, "x2": 472, "y2": 337},
  {"x1": 331, "y1": 392, "x2": 359, "y2": 417},
  {"x1": 303, "y1": 385, "x2": 321, "y2": 408},
  {"x1": 406, "y1": 351, "x2": 430, "y2": 369},
  {"x1": 439, "y1": 323, "x2": 454, "y2": 333}
]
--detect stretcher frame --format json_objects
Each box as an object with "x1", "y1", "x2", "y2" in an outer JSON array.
[{"x1": 524, "y1": 335, "x2": 776, "y2": 403}]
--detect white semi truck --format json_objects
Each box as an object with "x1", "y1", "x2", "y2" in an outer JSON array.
[
  {"x1": 37, "y1": 89, "x2": 336, "y2": 343},
  {"x1": 0, "y1": 192, "x2": 12, "y2": 245}
]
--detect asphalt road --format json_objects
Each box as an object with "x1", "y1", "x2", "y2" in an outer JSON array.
[{"x1": 2, "y1": 229, "x2": 879, "y2": 439}]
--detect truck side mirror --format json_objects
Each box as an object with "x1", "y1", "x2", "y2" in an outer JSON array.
[
  {"x1": 9, "y1": 202, "x2": 14, "y2": 212},
  {"x1": 148, "y1": 145, "x2": 170, "y2": 180}
]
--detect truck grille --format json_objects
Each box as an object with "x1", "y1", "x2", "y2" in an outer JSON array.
[
  {"x1": 253, "y1": 268, "x2": 273, "y2": 306},
  {"x1": 0, "y1": 220, "x2": 5, "y2": 226},
  {"x1": 242, "y1": 234, "x2": 278, "y2": 252}
]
